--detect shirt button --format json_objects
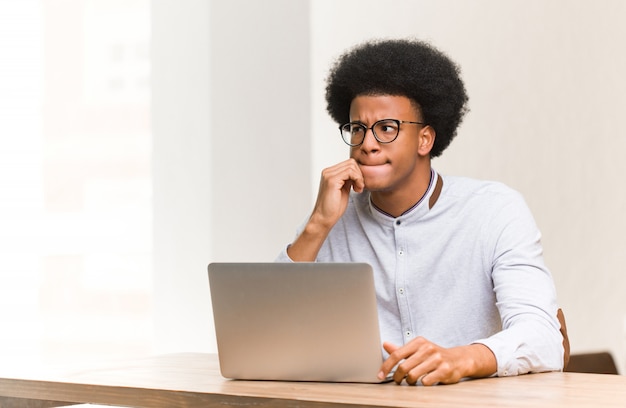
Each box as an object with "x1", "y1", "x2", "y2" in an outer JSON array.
[
  {"x1": 398, "y1": 288, "x2": 405, "y2": 295},
  {"x1": 405, "y1": 331, "x2": 412, "y2": 338},
  {"x1": 396, "y1": 220, "x2": 401, "y2": 226}
]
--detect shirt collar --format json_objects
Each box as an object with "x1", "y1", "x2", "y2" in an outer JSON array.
[{"x1": 368, "y1": 169, "x2": 443, "y2": 223}]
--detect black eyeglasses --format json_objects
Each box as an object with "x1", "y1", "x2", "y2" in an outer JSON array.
[{"x1": 339, "y1": 119, "x2": 425, "y2": 146}]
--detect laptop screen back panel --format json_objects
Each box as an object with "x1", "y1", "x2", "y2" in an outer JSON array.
[{"x1": 208, "y1": 262, "x2": 385, "y2": 383}]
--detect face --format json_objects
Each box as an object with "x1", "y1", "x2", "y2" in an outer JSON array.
[{"x1": 348, "y1": 94, "x2": 433, "y2": 193}]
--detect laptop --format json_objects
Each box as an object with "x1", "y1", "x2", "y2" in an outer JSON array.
[{"x1": 208, "y1": 262, "x2": 388, "y2": 383}]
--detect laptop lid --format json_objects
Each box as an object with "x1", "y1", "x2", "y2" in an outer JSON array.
[{"x1": 208, "y1": 262, "x2": 386, "y2": 383}]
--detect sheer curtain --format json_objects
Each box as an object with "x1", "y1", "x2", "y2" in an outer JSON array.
[{"x1": 0, "y1": 0, "x2": 152, "y2": 365}]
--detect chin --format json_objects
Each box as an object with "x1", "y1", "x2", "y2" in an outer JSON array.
[{"x1": 363, "y1": 179, "x2": 391, "y2": 192}]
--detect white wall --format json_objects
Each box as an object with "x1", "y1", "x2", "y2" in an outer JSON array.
[
  {"x1": 153, "y1": 0, "x2": 626, "y2": 373},
  {"x1": 207, "y1": 0, "x2": 312, "y2": 262},
  {"x1": 152, "y1": 0, "x2": 311, "y2": 353},
  {"x1": 152, "y1": 0, "x2": 213, "y2": 353}
]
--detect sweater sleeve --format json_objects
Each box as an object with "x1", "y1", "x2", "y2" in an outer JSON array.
[{"x1": 473, "y1": 191, "x2": 564, "y2": 376}]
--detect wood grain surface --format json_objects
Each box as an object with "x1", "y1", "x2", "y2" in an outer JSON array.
[{"x1": 1, "y1": 353, "x2": 625, "y2": 407}]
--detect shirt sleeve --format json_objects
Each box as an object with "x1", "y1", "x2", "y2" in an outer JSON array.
[
  {"x1": 275, "y1": 246, "x2": 295, "y2": 262},
  {"x1": 275, "y1": 217, "x2": 310, "y2": 263},
  {"x1": 473, "y1": 191, "x2": 564, "y2": 376}
]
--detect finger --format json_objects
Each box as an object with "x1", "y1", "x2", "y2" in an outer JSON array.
[
  {"x1": 383, "y1": 342, "x2": 421, "y2": 384},
  {"x1": 418, "y1": 371, "x2": 440, "y2": 386},
  {"x1": 403, "y1": 360, "x2": 438, "y2": 386},
  {"x1": 383, "y1": 341, "x2": 399, "y2": 354},
  {"x1": 403, "y1": 348, "x2": 452, "y2": 386},
  {"x1": 321, "y1": 160, "x2": 364, "y2": 192},
  {"x1": 345, "y1": 170, "x2": 365, "y2": 193},
  {"x1": 411, "y1": 372, "x2": 433, "y2": 386},
  {"x1": 338, "y1": 164, "x2": 364, "y2": 193},
  {"x1": 393, "y1": 355, "x2": 425, "y2": 385},
  {"x1": 347, "y1": 159, "x2": 365, "y2": 192},
  {"x1": 386, "y1": 339, "x2": 434, "y2": 385},
  {"x1": 330, "y1": 159, "x2": 364, "y2": 191},
  {"x1": 377, "y1": 342, "x2": 401, "y2": 380},
  {"x1": 404, "y1": 371, "x2": 424, "y2": 386}
]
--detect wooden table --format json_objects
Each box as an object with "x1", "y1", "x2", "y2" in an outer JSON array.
[{"x1": 0, "y1": 353, "x2": 625, "y2": 407}]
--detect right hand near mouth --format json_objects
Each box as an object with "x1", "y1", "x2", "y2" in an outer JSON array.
[{"x1": 286, "y1": 158, "x2": 365, "y2": 261}]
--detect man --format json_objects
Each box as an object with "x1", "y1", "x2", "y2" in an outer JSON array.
[{"x1": 276, "y1": 38, "x2": 564, "y2": 385}]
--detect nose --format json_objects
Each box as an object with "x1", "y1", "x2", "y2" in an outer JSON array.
[{"x1": 359, "y1": 127, "x2": 380, "y2": 151}]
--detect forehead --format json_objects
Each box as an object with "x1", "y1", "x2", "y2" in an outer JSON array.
[{"x1": 349, "y1": 94, "x2": 420, "y2": 120}]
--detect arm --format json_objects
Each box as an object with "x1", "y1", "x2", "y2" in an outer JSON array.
[
  {"x1": 287, "y1": 158, "x2": 365, "y2": 261},
  {"x1": 475, "y1": 193, "x2": 563, "y2": 376}
]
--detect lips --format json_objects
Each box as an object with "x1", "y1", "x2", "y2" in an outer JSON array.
[
  {"x1": 358, "y1": 161, "x2": 392, "y2": 178},
  {"x1": 357, "y1": 160, "x2": 390, "y2": 167}
]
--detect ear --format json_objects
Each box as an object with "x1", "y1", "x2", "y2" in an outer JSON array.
[{"x1": 417, "y1": 125, "x2": 435, "y2": 157}]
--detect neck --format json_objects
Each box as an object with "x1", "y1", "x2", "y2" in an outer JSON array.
[{"x1": 370, "y1": 169, "x2": 434, "y2": 218}]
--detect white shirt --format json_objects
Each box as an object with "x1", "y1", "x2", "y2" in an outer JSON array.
[{"x1": 277, "y1": 170, "x2": 564, "y2": 376}]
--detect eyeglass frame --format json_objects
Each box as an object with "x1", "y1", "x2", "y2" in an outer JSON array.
[{"x1": 339, "y1": 118, "x2": 426, "y2": 146}]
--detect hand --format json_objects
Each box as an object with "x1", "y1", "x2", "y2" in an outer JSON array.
[
  {"x1": 286, "y1": 159, "x2": 364, "y2": 262},
  {"x1": 310, "y1": 158, "x2": 365, "y2": 230},
  {"x1": 378, "y1": 338, "x2": 497, "y2": 386}
]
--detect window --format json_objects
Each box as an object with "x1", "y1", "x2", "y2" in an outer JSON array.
[{"x1": 0, "y1": 0, "x2": 152, "y2": 365}]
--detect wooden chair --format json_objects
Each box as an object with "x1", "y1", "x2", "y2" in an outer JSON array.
[
  {"x1": 558, "y1": 309, "x2": 619, "y2": 375},
  {"x1": 557, "y1": 308, "x2": 570, "y2": 369},
  {"x1": 565, "y1": 352, "x2": 619, "y2": 375}
]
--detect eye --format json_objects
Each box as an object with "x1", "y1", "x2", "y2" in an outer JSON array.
[
  {"x1": 349, "y1": 124, "x2": 365, "y2": 135},
  {"x1": 375, "y1": 120, "x2": 399, "y2": 136}
]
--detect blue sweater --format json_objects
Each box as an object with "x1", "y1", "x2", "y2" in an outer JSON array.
[{"x1": 277, "y1": 170, "x2": 564, "y2": 376}]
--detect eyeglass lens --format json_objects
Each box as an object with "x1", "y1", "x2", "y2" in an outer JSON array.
[{"x1": 341, "y1": 120, "x2": 400, "y2": 146}]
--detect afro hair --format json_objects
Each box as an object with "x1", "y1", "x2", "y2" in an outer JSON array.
[{"x1": 325, "y1": 38, "x2": 469, "y2": 157}]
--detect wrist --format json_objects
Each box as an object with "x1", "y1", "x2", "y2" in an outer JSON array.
[
  {"x1": 306, "y1": 212, "x2": 336, "y2": 235},
  {"x1": 465, "y1": 344, "x2": 497, "y2": 378},
  {"x1": 286, "y1": 216, "x2": 333, "y2": 262}
]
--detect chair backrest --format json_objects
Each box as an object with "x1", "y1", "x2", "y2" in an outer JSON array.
[
  {"x1": 558, "y1": 309, "x2": 619, "y2": 375},
  {"x1": 565, "y1": 352, "x2": 619, "y2": 375},
  {"x1": 557, "y1": 308, "x2": 570, "y2": 369}
]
